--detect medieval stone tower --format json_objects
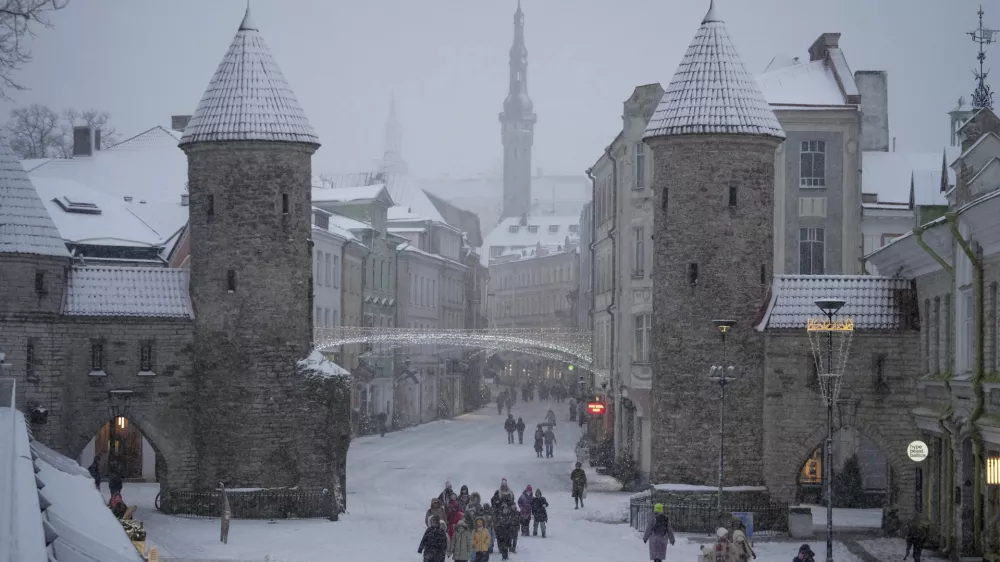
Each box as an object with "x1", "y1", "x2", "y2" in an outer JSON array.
[
  {"x1": 645, "y1": 2, "x2": 785, "y2": 486},
  {"x1": 499, "y1": 0, "x2": 536, "y2": 220},
  {"x1": 180, "y1": 8, "x2": 340, "y2": 493}
]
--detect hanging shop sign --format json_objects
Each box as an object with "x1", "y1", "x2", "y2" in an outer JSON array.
[
  {"x1": 907, "y1": 440, "x2": 928, "y2": 462},
  {"x1": 587, "y1": 400, "x2": 606, "y2": 415}
]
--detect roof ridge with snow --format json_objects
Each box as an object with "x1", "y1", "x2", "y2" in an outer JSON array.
[
  {"x1": 644, "y1": 2, "x2": 784, "y2": 139},
  {"x1": 0, "y1": 136, "x2": 71, "y2": 258},
  {"x1": 179, "y1": 7, "x2": 319, "y2": 146}
]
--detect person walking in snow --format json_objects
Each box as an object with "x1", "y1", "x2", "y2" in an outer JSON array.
[
  {"x1": 426, "y1": 498, "x2": 448, "y2": 528},
  {"x1": 792, "y1": 544, "x2": 815, "y2": 562},
  {"x1": 568, "y1": 398, "x2": 577, "y2": 422},
  {"x1": 533, "y1": 425, "x2": 544, "y2": 458},
  {"x1": 515, "y1": 417, "x2": 526, "y2": 444},
  {"x1": 904, "y1": 517, "x2": 930, "y2": 561},
  {"x1": 493, "y1": 502, "x2": 516, "y2": 561},
  {"x1": 88, "y1": 457, "x2": 101, "y2": 489},
  {"x1": 497, "y1": 478, "x2": 515, "y2": 505},
  {"x1": 543, "y1": 426, "x2": 557, "y2": 458},
  {"x1": 446, "y1": 493, "x2": 465, "y2": 538},
  {"x1": 377, "y1": 411, "x2": 387, "y2": 437},
  {"x1": 504, "y1": 414, "x2": 516, "y2": 444},
  {"x1": 699, "y1": 527, "x2": 739, "y2": 562},
  {"x1": 497, "y1": 391, "x2": 505, "y2": 415},
  {"x1": 457, "y1": 485, "x2": 472, "y2": 511},
  {"x1": 545, "y1": 409, "x2": 556, "y2": 427},
  {"x1": 439, "y1": 481, "x2": 455, "y2": 504},
  {"x1": 729, "y1": 517, "x2": 755, "y2": 561},
  {"x1": 450, "y1": 519, "x2": 474, "y2": 562},
  {"x1": 570, "y1": 462, "x2": 587, "y2": 508},
  {"x1": 472, "y1": 518, "x2": 491, "y2": 562},
  {"x1": 517, "y1": 485, "x2": 534, "y2": 536},
  {"x1": 531, "y1": 488, "x2": 548, "y2": 537},
  {"x1": 642, "y1": 504, "x2": 675, "y2": 562},
  {"x1": 505, "y1": 498, "x2": 521, "y2": 553},
  {"x1": 418, "y1": 515, "x2": 449, "y2": 562}
]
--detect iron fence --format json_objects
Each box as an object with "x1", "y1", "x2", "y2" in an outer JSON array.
[
  {"x1": 160, "y1": 488, "x2": 336, "y2": 520},
  {"x1": 629, "y1": 496, "x2": 788, "y2": 536}
]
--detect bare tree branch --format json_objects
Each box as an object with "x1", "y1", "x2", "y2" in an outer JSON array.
[
  {"x1": 57, "y1": 107, "x2": 118, "y2": 156},
  {"x1": 6, "y1": 102, "x2": 58, "y2": 158},
  {"x1": 0, "y1": 0, "x2": 69, "y2": 99}
]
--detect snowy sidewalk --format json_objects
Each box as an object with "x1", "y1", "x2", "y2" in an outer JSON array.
[{"x1": 127, "y1": 399, "x2": 864, "y2": 561}]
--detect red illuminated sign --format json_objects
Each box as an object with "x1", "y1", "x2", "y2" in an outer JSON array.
[{"x1": 587, "y1": 401, "x2": 606, "y2": 415}]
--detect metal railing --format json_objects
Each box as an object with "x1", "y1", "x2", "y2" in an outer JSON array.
[
  {"x1": 160, "y1": 488, "x2": 335, "y2": 520},
  {"x1": 629, "y1": 496, "x2": 788, "y2": 536}
]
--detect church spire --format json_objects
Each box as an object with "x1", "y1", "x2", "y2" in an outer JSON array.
[
  {"x1": 504, "y1": 0, "x2": 532, "y2": 116},
  {"x1": 382, "y1": 93, "x2": 407, "y2": 174},
  {"x1": 499, "y1": 0, "x2": 536, "y2": 220}
]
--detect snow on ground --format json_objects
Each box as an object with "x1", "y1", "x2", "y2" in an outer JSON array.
[
  {"x1": 115, "y1": 399, "x2": 861, "y2": 561},
  {"x1": 857, "y1": 538, "x2": 948, "y2": 561},
  {"x1": 796, "y1": 504, "x2": 883, "y2": 529}
]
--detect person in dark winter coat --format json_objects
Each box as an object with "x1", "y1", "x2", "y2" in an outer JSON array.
[
  {"x1": 568, "y1": 399, "x2": 577, "y2": 422},
  {"x1": 531, "y1": 488, "x2": 548, "y2": 537},
  {"x1": 515, "y1": 417, "x2": 526, "y2": 444},
  {"x1": 642, "y1": 504, "x2": 675, "y2": 562},
  {"x1": 496, "y1": 392, "x2": 505, "y2": 415},
  {"x1": 457, "y1": 485, "x2": 472, "y2": 511},
  {"x1": 570, "y1": 462, "x2": 587, "y2": 508},
  {"x1": 517, "y1": 486, "x2": 534, "y2": 536},
  {"x1": 418, "y1": 515, "x2": 450, "y2": 562},
  {"x1": 426, "y1": 498, "x2": 447, "y2": 528},
  {"x1": 439, "y1": 481, "x2": 454, "y2": 504},
  {"x1": 88, "y1": 457, "x2": 101, "y2": 489},
  {"x1": 504, "y1": 415, "x2": 516, "y2": 444},
  {"x1": 493, "y1": 502, "x2": 516, "y2": 561},
  {"x1": 543, "y1": 427, "x2": 557, "y2": 457},
  {"x1": 505, "y1": 499, "x2": 521, "y2": 553},
  {"x1": 534, "y1": 425, "x2": 544, "y2": 458},
  {"x1": 497, "y1": 478, "x2": 515, "y2": 504},
  {"x1": 793, "y1": 544, "x2": 815, "y2": 562},
  {"x1": 904, "y1": 517, "x2": 930, "y2": 561}
]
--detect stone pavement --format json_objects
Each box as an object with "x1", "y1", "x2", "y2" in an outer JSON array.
[{"x1": 855, "y1": 538, "x2": 948, "y2": 561}]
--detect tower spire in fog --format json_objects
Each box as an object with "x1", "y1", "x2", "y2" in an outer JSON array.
[{"x1": 499, "y1": 0, "x2": 536, "y2": 220}]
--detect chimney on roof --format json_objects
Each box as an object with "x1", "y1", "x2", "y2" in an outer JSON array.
[
  {"x1": 181, "y1": 193, "x2": 190, "y2": 206},
  {"x1": 171, "y1": 115, "x2": 192, "y2": 132},
  {"x1": 808, "y1": 33, "x2": 841, "y2": 62},
  {"x1": 72, "y1": 126, "x2": 100, "y2": 157},
  {"x1": 855, "y1": 70, "x2": 889, "y2": 152}
]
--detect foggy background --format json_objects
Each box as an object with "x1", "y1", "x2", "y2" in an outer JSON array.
[{"x1": 2, "y1": 0, "x2": 989, "y2": 177}]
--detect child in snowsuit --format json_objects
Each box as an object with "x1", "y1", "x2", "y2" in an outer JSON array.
[
  {"x1": 450, "y1": 519, "x2": 473, "y2": 562},
  {"x1": 472, "y1": 518, "x2": 491, "y2": 562},
  {"x1": 418, "y1": 515, "x2": 449, "y2": 562},
  {"x1": 531, "y1": 489, "x2": 548, "y2": 537}
]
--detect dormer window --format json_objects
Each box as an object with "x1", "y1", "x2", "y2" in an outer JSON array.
[
  {"x1": 569, "y1": 225, "x2": 579, "y2": 234},
  {"x1": 53, "y1": 196, "x2": 101, "y2": 215},
  {"x1": 227, "y1": 270, "x2": 237, "y2": 293},
  {"x1": 528, "y1": 226, "x2": 539, "y2": 233},
  {"x1": 548, "y1": 225, "x2": 559, "y2": 233},
  {"x1": 509, "y1": 225, "x2": 519, "y2": 234}
]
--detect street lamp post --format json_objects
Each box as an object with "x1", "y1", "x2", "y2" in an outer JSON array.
[
  {"x1": 814, "y1": 298, "x2": 846, "y2": 562},
  {"x1": 708, "y1": 319, "x2": 737, "y2": 517}
]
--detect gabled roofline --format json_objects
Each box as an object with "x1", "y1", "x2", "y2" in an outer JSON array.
[{"x1": 953, "y1": 131, "x2": 1000, "y2": 166}]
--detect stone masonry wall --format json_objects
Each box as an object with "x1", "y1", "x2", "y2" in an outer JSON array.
[
  {"x1": 648, "y1": 135, "x2": 781, "y2": 487},
  {"x1": 1, "y1": 315, "x2": 196, "y2": 492},
  {"x1": 762, "y1": 331, "x2": 922, "y2": 520},
  {"x1": 184, "y1": 140, "x2": 346, "y2": 494}
]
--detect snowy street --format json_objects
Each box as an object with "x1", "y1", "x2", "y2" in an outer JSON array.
[{"x1": 111, "y1": 399, "x2": 863, "y2": 562}]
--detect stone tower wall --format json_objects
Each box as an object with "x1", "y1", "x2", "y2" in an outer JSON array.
[
  {"x1": 184, "y1": 140, "x2": 338, "y2": 491},
  {"x1": 648, "y1": 135, "x2": 780, "y2": 486},
  {"x1": 501, "y1": 121, "x2": 534, "y2": 219}
]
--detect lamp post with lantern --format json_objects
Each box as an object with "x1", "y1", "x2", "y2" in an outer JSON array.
[{"x1": 708, "y1": 319, "x2": 737, "y2": 516}]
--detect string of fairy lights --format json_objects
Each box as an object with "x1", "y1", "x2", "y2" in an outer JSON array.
[{"x1": 312, "y1": 326, "x2": 597, "y2": 375}]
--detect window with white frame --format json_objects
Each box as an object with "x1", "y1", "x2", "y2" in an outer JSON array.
[
  {"x1": 318, "y1": 252, "x2": 326, "y2": 285},
  {"x1": 800, "y1": 140, "x2": 826, "y2": 187},
  {"x1": 509, "y1": 225, "x2": 519, "y2": 234},
  {"x1": 633, "y1": 313, "x2": 651, "y2": 363},
  {"x1": 799, "y1": 227, "x2": 825, "y2": 274},
  {"x1": 528, "y1": 225, "x2": 539, "y2": 233},
  {"x1": 635, "y1": 142, "x2": 647, "y2": 188},
  {"x1": 333, "y1": 255, "x2": 340, "y2": 288},
  {"x1": 633, "y1": 226, "x2": 645, "y2": 277},
  {"x1": 569, "y1": 225, "x2": 579, "y2": 234}
]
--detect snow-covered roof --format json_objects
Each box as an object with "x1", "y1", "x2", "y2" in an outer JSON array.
[
  {"x1": 755, "y1": 275, "x2": 913, "y2": 331},
  {"x1": 33, "y1": 177, "x2": 167, "y2": 247},
  {"x1": 1, "y1": 391, "x2": 142, "y2": 562},
  {"x1": 862, "y1": 151, "x2": 947, "y2": 205},
  {"x1": 312, "y1": 184, "x2": 391, "y2": 205},
  {"x1": 179, "y1": 8, "x2": 319, "y2": 146},
  {"x1": 484, "y1": 216, "x2": 579, "y2": 249},
  {"x1": 0, "y1": 137, "x2": 71, "y2": 258},
  {"x1": 644, "y1": 2, "x2": 784, "y2": 139},
  {"x1": 911, "y1": 169, "x2": 948, "y2": 207},
  {"x1": 27, "y1": 127, "x2": 189, "y2": 238},
  {"x1": 298, "y1": 350, "x2": 350, "y2": 379},
  {"x1": 63, "y1": 266, "x2": 194, "y2": 318},
  {"x1": 329, "y1": 213, "x2": 371, "y2": 233},
  {"x1": 381, "y1": 173, "x2": 445, "y2": 223},
  {"x1": 757, "y1": 58, "x2": 850, "y2": 107}
]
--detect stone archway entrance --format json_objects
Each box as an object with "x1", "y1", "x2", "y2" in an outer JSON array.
[
  {"x1": 795, "y1": 426, "x2": 892, "y2": 509},
  {"x1": 78, "y1": 416, "x2": 159, "y2": 482}
]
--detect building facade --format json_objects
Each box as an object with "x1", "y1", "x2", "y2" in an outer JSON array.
[{"x1": 499, "y1": 1, "x2": 536, "y2": 220}]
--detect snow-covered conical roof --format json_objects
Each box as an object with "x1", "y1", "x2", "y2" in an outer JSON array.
[
  {"x1": 644, "y1": 0, "x2": 784, "y2": 140},
  {"x1": 0, "y1": 137, "x2": 69, "y2": 257},
  {"x1": 179, "y1": 7, "x2": 319, "y2": 146}
]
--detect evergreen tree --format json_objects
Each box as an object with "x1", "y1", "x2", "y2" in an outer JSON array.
[{"x1": 832, "y1": 454, "x2": 865, "y2": 508}]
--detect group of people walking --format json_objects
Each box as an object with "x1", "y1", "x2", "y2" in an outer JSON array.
[
  {"x1": 640, "y1": 507, "x2": 758, "y2": 562},
  {"x1": 502, "y1": 413, "x2": 558, "y2": 458},
  {"x1": 418, "y1": 479, "x2": 549, "y2": 562}
]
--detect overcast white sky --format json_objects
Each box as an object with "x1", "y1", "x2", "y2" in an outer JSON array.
[{"x1": 3, "y1": 0, "x2": 995, "y2": 177}]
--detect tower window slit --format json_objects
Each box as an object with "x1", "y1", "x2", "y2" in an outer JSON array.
[
  {"x1": 689, "y1": 263, "x2": 698, "y2": 286},
  {"x1": 662, "y1": 188, "x2": 668, "y2": 213},
  {"x1": 729, "y1": 182, "x2": 738, "y2": 207},
  {"x1": 207, "y1": 194, "x2": 215, "y2": 217},
  {"x1": 282, "y1": 193, "x2": 289, "y2": 214},
  {"x1": 227, "y1": 270, "x2": 237, "y2": 293},
  {"x1": 760, "y1": 264, "x2": 766, "y2": 285}
]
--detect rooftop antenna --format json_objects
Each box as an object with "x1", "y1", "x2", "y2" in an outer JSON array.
[{"x1": 969, "y1": 5, "x2": 999, "y2": 110}]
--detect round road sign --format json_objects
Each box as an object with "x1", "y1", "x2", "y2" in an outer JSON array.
[{"x1": 907, "y1": 440, "x2": 928, "y2": 462}]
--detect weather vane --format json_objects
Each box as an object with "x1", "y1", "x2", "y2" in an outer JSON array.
[{"x1": 969, "y1": 5, "x2": 999, "y2": 110}]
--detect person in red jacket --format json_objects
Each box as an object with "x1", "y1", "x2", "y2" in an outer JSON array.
[{"x1": 446, "y1": 493, "x2": 464, "y2": 538}]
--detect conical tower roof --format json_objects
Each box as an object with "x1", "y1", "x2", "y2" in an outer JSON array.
[
  {"x1": 644, "y1": 1, "x2": 784, "y2": 140},
  {"x1": 0, "y1": 137, "x2": 69, "y2": 257},
  {"x1": 179, "y1": 7, "x2": 319, "y2": 146}
]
